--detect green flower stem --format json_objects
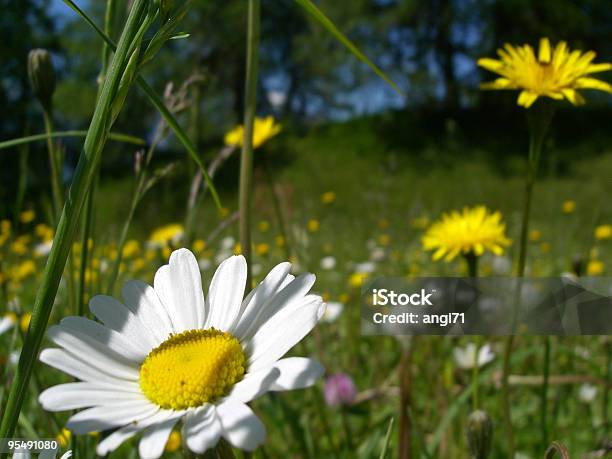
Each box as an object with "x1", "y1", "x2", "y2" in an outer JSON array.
[
  {"x1": 501, "y1": 102, "x2": 554, "y2": 459},
  {"x1": 78, "y1": 0, "x2": 116, "y2": 313},
  {"x1": 0, "y1": 130, "x2": 145, "y2": 150},
  {"x1": 239, "y1": 0, "x2": 260, "y2": 288},
  {"x1": 41, "y1": 110, "x2": 63, "y2": 221},
  {"x1": 62, "y1": 0, "x2": 222, "y2": 211},
  {"x1": 0, "y1": 0, "x2": 150, "y2": 444},
  {"x1": 399, "y1": 337, "x2": 414, "y2": 459},
  {"x1": 262, "y1": 157, "x2": 292, "y2": 260},
  {"x1": 541, "y1": 337, "x2": 551, "y2": 448}
]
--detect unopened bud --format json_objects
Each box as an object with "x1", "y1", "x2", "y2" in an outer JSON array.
[
  {"x1": 27, "y1": 49, "x2": 56, "y2": 112},
  {"x1": 466, "y1": 410, "x2": 493, "y2": 459}
]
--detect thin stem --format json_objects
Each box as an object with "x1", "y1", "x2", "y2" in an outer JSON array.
[
  {"x1": 541, "y1": 337, "x2": 551, "y2": 448},
  {"x1": 544, "y1": 441, "x2": 570, "y2": 459},
  {"x1": 0, "y1": 0, "x2": 150, "y2": 443},
  {"x1": 42, "y1": 110, "x2": 63, "y2": 221},
  {"x1": 502, "y1": 102, "x2": 554, "y2": 459},
  {"x1": 0, "y1": 131, "x2": 144, "y2": 151},
  {"x1": 239, "y1": 0, "x2": 260, "y2": 288},
  {"x1": 262, "y1": 157, "x2": 291, "y2": 259},
  {"x1": 399, "y1": 338, "x2": 414, "y2": 459}
]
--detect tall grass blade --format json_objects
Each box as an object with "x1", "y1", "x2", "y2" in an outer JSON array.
[
  {"x1": 294, "y1": 0, "x2": 402, "y2": 95},
  {"x1": 0, "y1": 131, "x2": 145, "y2": 150}
]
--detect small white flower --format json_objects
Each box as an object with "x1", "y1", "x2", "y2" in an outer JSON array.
[
  {"x1": 578, "y1": 383, "x2": 597, "y2": 403},
  {"x1": 320, "y1": 256, "x2": 337, "y2": 270},
  {"x1": 453, "y1": 343, "x2": 495, "y2": 370},
  {"x1": 39, "y1": 249, "x2": 325, "y2": 458},
  {"x1": 220, "y1": 236, "x2": 235, "y2": 250},
  {"x1": 252, "y1": 263, "x2": 262, "y2": 276},
  {"x1": 0, "y1": 313, "x2": 16, "y2": 335},
  {"x1": 198, "y1": 258, "x2": 212, "y2": 271},
  {"x1": 491, "y1": 256, "x2": 511, "y2": 275},
  {"x1": 34, "y1": 240, "x2": 53, "y2": 257},
  {"x1": 321, "y1": 302, "x2": 343, "y2": 323},
  {"x1": 354, "y1": 261, "x2": 375, "y2": 274},
  {"x1": 215, "y1": 251, "x2": 232, "y2": 265},
  {"x1": 369, "y1": 247, "x2": 386, "y2": 262}
]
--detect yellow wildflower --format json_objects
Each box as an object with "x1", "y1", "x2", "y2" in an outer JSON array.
[
  {"x1": 422, "y1": 206, "x2": 511, "y2": 262},
  {"x1": 192, "y1": 239, "x2": 206, "y2": 253},
  {"x1": 258, "y1": 220, "x2": 270, "y2": 233},
  {"x1": 562, "y1": 200, "x2": 576, "y2": 214},
  {"x1": 165, "y1": 431, "x2": 181, "y2": 452},
  {"x1": 20, "y1": 313, "x2": 32, "y2": 333},
  {"x1": 12, "y1": 260, "x2": 36, "y2": 282},
  {"x1": 122, "y1": 240, "x2": 140, "y2": 258},
  {"x1": 594, "y1": 224, "x2": 612, "y2": 241},
  {"x1": 349, "y1": 272, "x2": 368, "y2": 289},
  {"x1": 56, "y1": 428, "x2": 71, "y2": 449},
  {"x1": 378, "y1": 234, "x2": 391, "y2": 246},
  {"x1": 149, "y1": 224, "x2": 184, "y2": 247},
  {"x1": 19, "y1": 209, "x2": 35, "y2": 224},
  {"x1": 255, "y1": 243, "x2": 269, "y2": 257},
  {"x1": 320, "y1": 191, "x2": 336, "y2": 204},
  {"x1": 587, "y1": 259, "x2": 604, "y2": 276},
  {"x1": 275, "y1": 235, "x2": 285, "y2": 248},
  {"x1": 224, "y1": 116, "x2": 281, "y2": 149},
  {"x1": 233, "y1": 243, "x2": 242, "y2": 255},
  {"x1": 307, "y1": 219, "x2": 320, "y2": 233},
  {"x1": 478, "y1": 38, "x2": 612, "y2": 108},
  {"x1": 529, "y1": 229, "x2": 542, "y2": 242}
]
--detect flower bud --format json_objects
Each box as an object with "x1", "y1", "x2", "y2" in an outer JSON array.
[
  {"x1": 27, "y1": 49, "x2": 56, "y2": 112},
  {"x1": 466, "y1": 410, "x2": 493, "y2": 459}
]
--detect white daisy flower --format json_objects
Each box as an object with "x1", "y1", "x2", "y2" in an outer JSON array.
[
  {"x1": 39, "y1": 249, "x2": 325, "y2": 459},
  {"x1": 453, "y1": 343, "x2": 495, "y2": 370},
  {"x1": 0, "y1": 313, "x2": 16, "y2": 335},
  {"x1": 320, "y1": 256, "x2": 337, "y2": 270},
  {"x1": 321, "y1": 301, "x2": 343, "y2": 323},
  {"x1": 578, "y1": 383, "x2": 597, "y2": 403}
]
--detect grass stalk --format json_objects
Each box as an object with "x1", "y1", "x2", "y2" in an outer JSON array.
[
  {"x1": 0, "y1": 130, "x2": 145, "y2": 150},
  {"x1": 239, "y1": 0, "x2": 260, "y2": 287},
  {"x1": 0, "y1": 0, "x2": 150, "y2": 443},
  {"x1": 501, "y1": 101, "x2": 554, "y2": 458},
  {"x1": 399, "y1": 338, "x2": 414, "y2": 459}
]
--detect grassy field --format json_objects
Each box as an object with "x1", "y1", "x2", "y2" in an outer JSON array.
[{"x1": 1, "y1": 111, "x2": 611, "y2": 458}]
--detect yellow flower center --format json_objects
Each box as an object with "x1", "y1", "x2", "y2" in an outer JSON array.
[{"x1": 139, "y1": 329, "x2": 246, "y2": 410}]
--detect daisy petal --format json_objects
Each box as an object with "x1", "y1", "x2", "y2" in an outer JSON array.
[
  {"x1": 218, "y1": 399, "x2": 266, "y2": 452},
  {"x1": 122, "y1": 280, "x2": 174, "y2": 342},
  {"x1": 39, "y1": 382, "x2": 141, "y2": 411},
  {"x1": 247, "y1": 295, "x2": 324, "y2": 371},
  {"x1": 239, "y1": 273, "x2": 316, "y2": 342},
  {"x1": 232, "y1": 262, "x2": 291, "y2": 338},
  {"x1": 40, "y1": 348, "x2": 130, "y2": 385},
  {"x1": 67, "y1": 399, "x2": 158, "y2": 435},
  {"x1": 139, "y1": 415, "x2": 181, "y2": 459},
  {"x1": 205, "y1": 255, "x2": 247, "y2": 331},
  {"x1": 48, "y1": 319, "x2": 141, "y2": 377},
  {"x1": 96, "y1": 410, "x2": 180, "y2": 456},
  {"x1": 89, "y1": 295, "x2": 158, "y2": 351},
  {"x1": 184, "y1": 406, "x2": 222, "y2": 454},
  {"x1": 228, "y1": 367, "x2": 280, "y2": 403},
  {"x1": 270, "y1": 357, "x2": 324, "y2": 391},
  {"x1": 154, "y1": 249, "x2": 205, "y2": 332}
]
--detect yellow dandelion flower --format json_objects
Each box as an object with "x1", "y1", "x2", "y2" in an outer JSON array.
[
  {"x1": 411, "y1": 216, "x2": 430, "y2": 230},
  {"x1": 320, "y1": 191, "x2": 336, "y2": 204},
  {"x1": 307, "y1": 219, "x2": 320, "y2": 233},
  {"x1": 529, "y1": 229, "x2": 542, "y2": 242},
  {"x1": 224, "y1": 116, "x2": 281, "y2": 149},
  {"x1": 35, "y1": 223, "x2": 54, "y2": 241},
  {"x1": 149, "y1": 224, "x2": 184, "y2": 247},
  {"x1": 478, "y1": 38, "x2": 612, "y2": 108},
  {"x1": 422, "y1": 206, "x2": 511, "y2": 262},
  {"x1": 594, "y1": 224, "x2": 612, "y2": 241},
  {"x1": 349, "y1": 272, "x2": 368, "y2": 289},
  {"x1": 12, "y1": 260, "x2": 36, "y2": 282},
  {"x1": 218, "y1": 207, "x2": 230, "y2": 218},
  {"x1": 19, "y1": 209, "x2": 35, "y2": 224},
  {"x1": 192, "y1": 239, "x2": 206, "y2": 253},
  {"x1": 338, "y1": 293, "x2": 350, "y2": 303},
  {"x1": 1, "y1": 219, "x2": 11, "y2": 235},
  {"x1": 56, "y1": 428, "x2": 71, "y2": 449},
  {"x1": 562, "y1": 200, "x2": 576, "y2": 214},
  {"x1": 20, "y1": 313, "x2": 32, "y2": 333},
  {"x1": 275, "y1": 235, "x2": 285, "y2": 248},
  {"x1": 539, "y1": 242, "x2": 551, "y2": 254},
  {"x1": 122, "y1": 240, "x2": 140, "y2": 258},
  {"x1": 255, "y1": 243, "x2": 269, "y2": 257},
  {"x1": 233, "y1": 243, "x2": 242, "y2": 255},
  {"x1": 165, "y1": 430, "x2": 181, "y2": 452},
  {"x1": 587, "y1": 259, "x2": 604, "y2": 276},
  {"x1": 133, "y1": 258, "x2": 146, "y2": 271}
]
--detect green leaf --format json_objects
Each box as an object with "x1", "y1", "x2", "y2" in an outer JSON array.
[
  {"x1": 379, "y1": 417, "x2": 395, "y2": 459},
  {"x1": 0, "y1": 131, "x2": 145, "y2": 151},
  {"x1": 61, "y1": 0, "x2": 222, "y2": 209},
  {"x1": 294, "y1": 0, "x2": 402, "y2": 95}
]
